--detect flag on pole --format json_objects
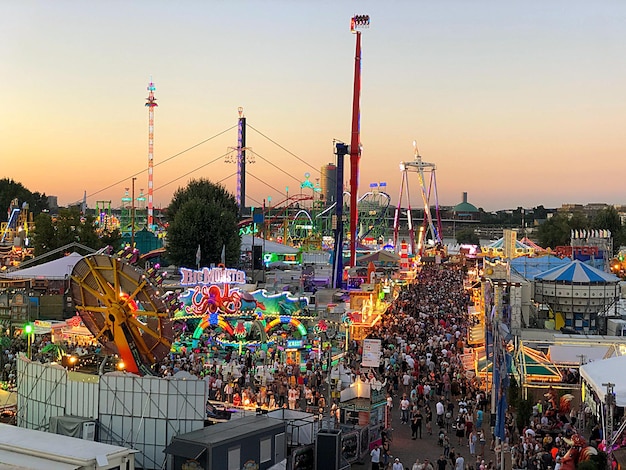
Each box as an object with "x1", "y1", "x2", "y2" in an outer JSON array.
[
  {"x1": 220, "y1": 244, "x2": 226, "y2": 265},
  {"x1": 195, "y1": 245, "x2": 201, "y2": 268}
]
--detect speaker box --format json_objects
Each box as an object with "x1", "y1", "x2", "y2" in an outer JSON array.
[
  {"x1": 252, "y1": 245, "x2": 263, "y2": 270},
  {"x1": 316, "y1": 429, "x2": 341, "y2": 469}
]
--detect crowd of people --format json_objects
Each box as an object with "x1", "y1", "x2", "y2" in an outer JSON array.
[
  {"x1": 367, "y1": 264, "x2": 492, "y2": 469},
  {"x1": 2, "y1": 261, "x2": 612, "y2": 470}
]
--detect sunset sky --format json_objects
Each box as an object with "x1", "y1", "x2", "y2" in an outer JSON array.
[{"x1": 2, "y1": 1, "x2": 626, "y2": 212}]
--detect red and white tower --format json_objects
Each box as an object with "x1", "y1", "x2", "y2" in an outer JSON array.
[
  {"x1": 348, "y1": 14, "x2": 370, "y2": 267},
  {"x1": 145, "y1": 80, "x2": 158, "y2": 228}
]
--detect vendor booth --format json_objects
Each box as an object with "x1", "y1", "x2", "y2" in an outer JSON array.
[{"x1": 335, "y1": 376, "x2": 387, "y2": 464}]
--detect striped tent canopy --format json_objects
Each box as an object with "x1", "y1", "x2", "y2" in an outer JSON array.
[
  {"x1": 519, "y1": 237, "x2": 547, "y2": 253},
  {"x1": 515, "y1": 345, "x2": 562, "y2": 382},
  {"x1": 535, "y1": 259, "x2": 619, "y2": 284}
]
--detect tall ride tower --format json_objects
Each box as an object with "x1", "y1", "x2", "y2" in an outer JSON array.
[
  {"x1": 237, "y1": 107, "x2": 246, "y2": 217},
  {"x1": 226, "y1": 108, "x2": 253, "y2": 218},
  {"x1": 348, "y1": 14, "x2": 370, "y2": 267},
  {"x1": 145, "y1": 80, "x2": 158, "y2": 229}
]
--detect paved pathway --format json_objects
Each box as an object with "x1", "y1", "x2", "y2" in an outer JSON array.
[{"x1": 351, "y1": 396, "x2": 491, "y2": 470}]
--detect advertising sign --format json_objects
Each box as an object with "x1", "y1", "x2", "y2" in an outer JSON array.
[
  {"x1": 361, "y1": 338, "x2": 382, "y2": 368},
  {"x1": 180, "y1": 266, "x2": 246, "y2": 286}
]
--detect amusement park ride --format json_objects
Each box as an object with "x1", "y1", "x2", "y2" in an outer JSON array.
[
  {"x1": 69, "y1": 247, "x2": 320, "y2": 376},
  {"x1": 394, "y1": 142, "x2": 443, "y2": 257},
  {"x1": 54, "y1": 15, "x2": 417, "y2": 381},
  {"x1": 69, "y1": 248, "x2": 177, "y2": 376}
]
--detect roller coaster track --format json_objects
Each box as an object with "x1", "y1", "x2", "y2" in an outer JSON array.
[
  {"x1": 237, "y1": 191, "x2": 391, "y2": 243},
  {"x1": 237, "y1": 194, "x2": 313, "y2": 230},
  {"x1": 315, "y1": 191, "x2": 391, "y2": 241}
]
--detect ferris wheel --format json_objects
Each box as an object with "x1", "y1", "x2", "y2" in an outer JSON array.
[
  {"x1": 393, "y1": 142, "x2": 443, "y2": 256},
  {"x1": 69, "y1": 253, "x2": 176, "y2": 375}
]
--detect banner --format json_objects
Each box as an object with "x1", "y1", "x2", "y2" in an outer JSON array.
[{"x1": 361, "y1": 338, "x2": 382, "y2": 368}]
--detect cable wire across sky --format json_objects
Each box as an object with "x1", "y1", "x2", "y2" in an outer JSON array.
[{"x1": 75, "y1": 120, "x2": 322, "y2": 210}]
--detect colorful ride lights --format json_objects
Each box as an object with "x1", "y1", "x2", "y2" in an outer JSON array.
[{"x1": 351, "y1": 14, "x2": 370, "y2": 31}]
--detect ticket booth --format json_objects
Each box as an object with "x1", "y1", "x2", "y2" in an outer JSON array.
[{"x1": 285, "y1": 339, "x2": 304, "y2": 366}]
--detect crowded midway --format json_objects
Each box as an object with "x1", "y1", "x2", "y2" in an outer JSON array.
[{"x1": 0, "y1": 263, "x2": 616, "y2": 470}]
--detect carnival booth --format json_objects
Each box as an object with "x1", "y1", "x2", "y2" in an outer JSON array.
[{"x1": 335, "y1": 375, "x2": 387, "y2": 465}]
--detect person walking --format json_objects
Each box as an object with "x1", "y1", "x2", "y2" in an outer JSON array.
[
  {"x1": 411, "y1": 406, "x2": 423, "y2": 439},
  {"x1": 370, "y1": 445, "x2": 381, "y2": 470},
  {"x1": 436, "y1": 398, "x2": 445, "y2": 427},
  {"x1": 400, "y1": 394, "x2": 410, "y2": 424},
  {"x1": 436, "y1": 454, "x2": 448, "y2": 470},
  {"x1": 454, "y1": 455, "x2": 465, "y2": 470},
  {"x1": 392, "y1": 457, "x2": 404, "y2": 470},
  {"x1": 469, "y1": 429, "x2": 478, "y2": 456},
  {"x1": 425, "y1": 404, "x2": 433, "y2": 435}
]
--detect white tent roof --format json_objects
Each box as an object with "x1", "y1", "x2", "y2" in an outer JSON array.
[
  {"x1": 0, "y1": 252, "x2": 83, "y2": 280},
  {"x1": 240, "y1": 235, "x2": 299, "y2": 255},
  {"x1": 548, "y1": 345, "x2": 612, "y2": 364},
  {"x1": 580, "y1": 355, "x2": 626, "y2": 406}
]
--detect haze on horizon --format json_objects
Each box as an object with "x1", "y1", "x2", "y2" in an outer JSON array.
[{"x1": 2, "y1": 1, "x2": 625, "y2": 213}]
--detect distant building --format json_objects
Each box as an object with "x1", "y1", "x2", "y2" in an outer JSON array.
[
  {"x1": 558, "y1": 202, "x2": 609, "y2": 220},
  {"x1": 47, "y1": 195, "x2": 59, "y2": 213},
  {"x1": 320, "y1": 163, "x2": 337, "y2": 206},
  {"x1": 453, "y1": 192, "x2": 479, "y2": 220}
]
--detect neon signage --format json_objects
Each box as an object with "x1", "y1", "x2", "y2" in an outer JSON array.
[
  {"x1": 180, "y1": 266, "x2": 246, "y2": 286},
  {"x1": 184, "y1": 284, "x2": 243, "y2": 316},
  {"x1": 287, "y1": 339, "x2": 303, "y2": 348}
]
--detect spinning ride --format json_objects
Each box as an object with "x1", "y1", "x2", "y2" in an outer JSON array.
[
  {"x1": 394, "y1": 142, "x2": 443, "y2": 256},
  {"x1": 69, "y1": 253, "x2": 176, "y2": 375}
]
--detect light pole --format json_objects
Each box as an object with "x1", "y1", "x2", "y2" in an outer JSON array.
[
  {"x1": 24, "y1": 322, "x2": 33, "y2": 360},
  {"x1": 266, "y1": 196, "x2": 272, "y2": 239},
  {"x1": 131, "y1": 177, "x2": 137, "y2": 248},
  {"x1": 284, "y1": 186, "x2": 289, "y2": 245},
  {"x1": 251, "y1": 206, "x2": 256, "y2": 270}
]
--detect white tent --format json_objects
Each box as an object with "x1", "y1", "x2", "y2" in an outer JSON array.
[
  {"x1": 548, "y1": 345, "x2": 614, "y2": 365},
  {"x1": 580, "y1": 355, "x2": 626, "y2": 406},
  {"x1": 240, "y1": 235, "x2": 299, "y2": 255},
  {"x1": 0, "y1": 252, "x2": 83, "y2": 280}
]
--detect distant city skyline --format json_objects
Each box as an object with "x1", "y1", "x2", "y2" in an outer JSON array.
[{"x1": 3, "y1": 1, "x2": 626, "y2": 212}]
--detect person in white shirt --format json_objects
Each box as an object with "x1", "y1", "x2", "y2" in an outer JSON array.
[
  {"x1": 370, "y1": 446, "x2": 381, "y2": 470},
  {"x1": 436, "y1": 399, "x2": 445, "y2": 425},
  {"x1": 400, "y1": 394, "x2": 410, "y2": 424},
  {"x1": 402, "y1": 372, "x2": 412, "y2": 395},
  {"x1": 423, "y1": 383, "x2": 431, "y2": 402},
  {"x1": 392, "y1": 458, "x2": 404, "y2": 470},
  {"x1": 455, "y1": 455, "x2": 464, "y2": 470}
]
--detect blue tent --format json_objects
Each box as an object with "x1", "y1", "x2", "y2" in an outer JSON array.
[
  {"x1": 510, "y1": 255, "x2": 570, "y2": 280},
  {"x1": 534, "y1": 259, "x2": 619, "y2": 283}
]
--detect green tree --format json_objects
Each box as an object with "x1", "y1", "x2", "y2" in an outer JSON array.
[
  {"x1": 456, "y1": 228, "x2": 480, "y2": 245},
  {"x1": 536, "y1": 212, "x2": 588, "y2": 249},
  {"x1": 31, "y1": 207, "x2": 119, "y2": 257},
  {"x1": 166, "y1": 179, "x2": 240, "y2": 268},
  {"x1": 0, "y1": 178, "x2": 49, "y2": 223}
]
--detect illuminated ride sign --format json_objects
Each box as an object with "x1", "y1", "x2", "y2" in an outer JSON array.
[{"x1": 180, "y1": 266, "x2": 246, "y2": 286}]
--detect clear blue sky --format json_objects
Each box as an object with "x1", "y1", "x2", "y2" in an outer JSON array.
[{"x1": 2, "y1": 1, "x2": 626, "y2": 212}]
